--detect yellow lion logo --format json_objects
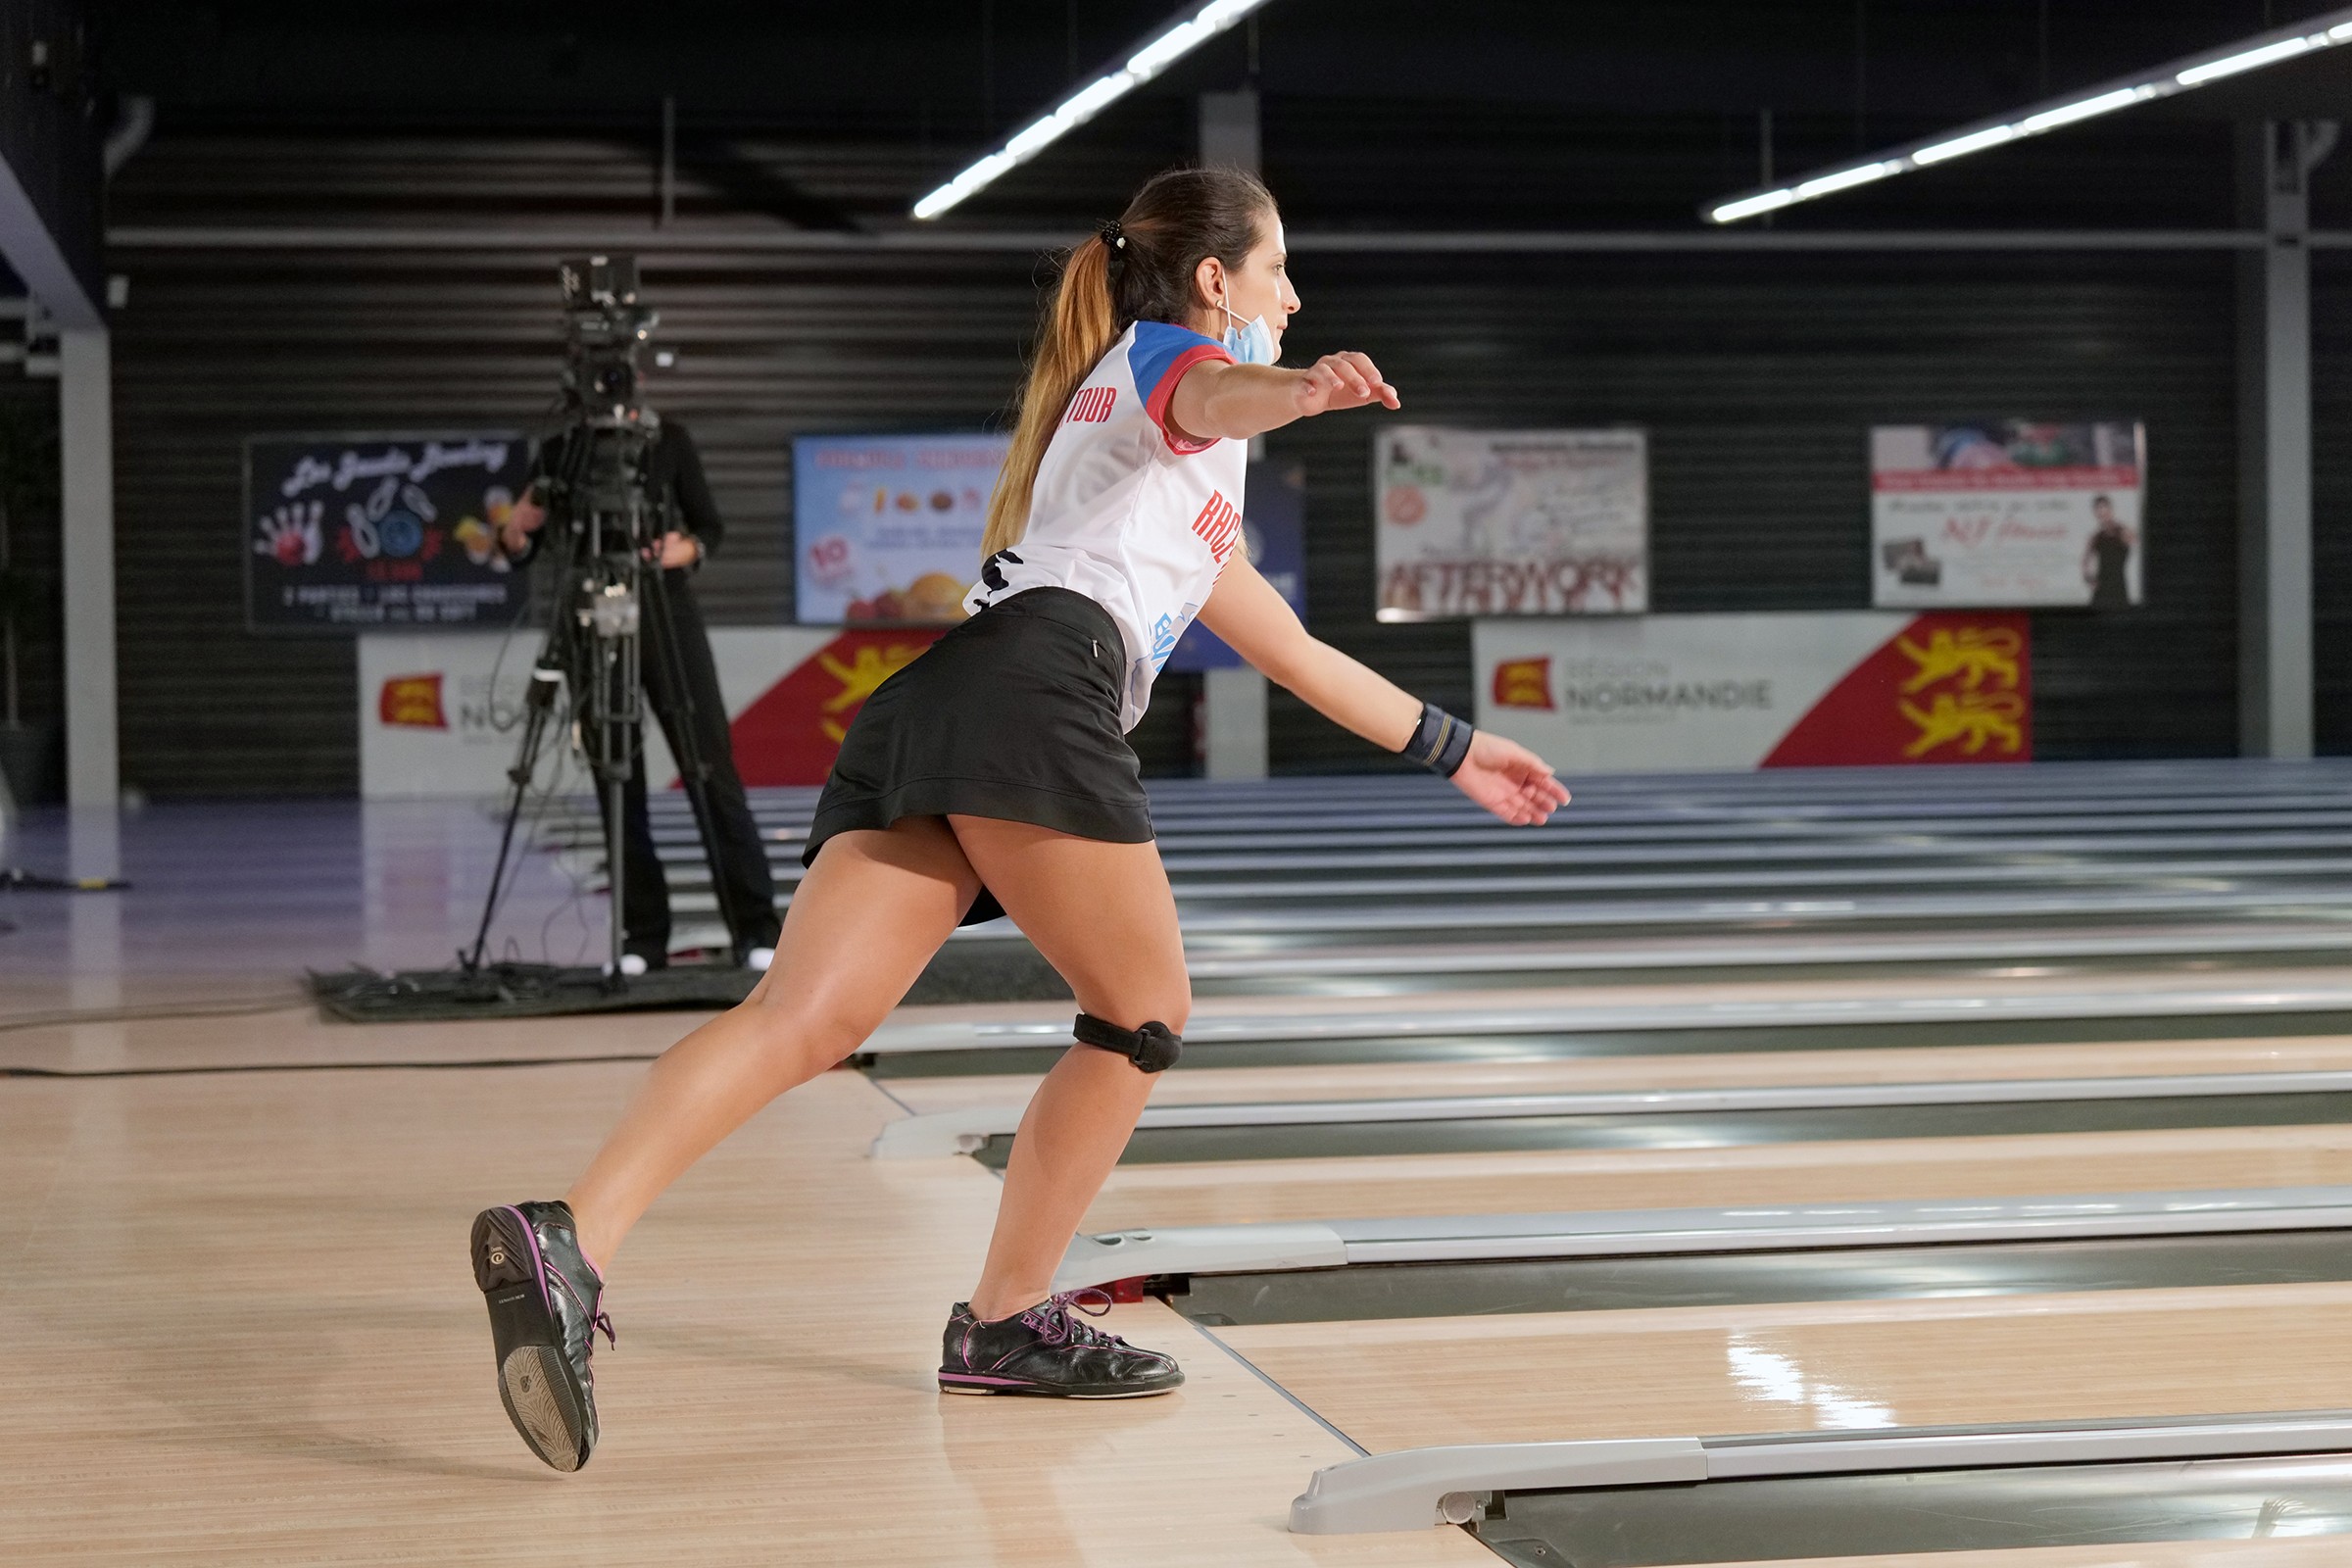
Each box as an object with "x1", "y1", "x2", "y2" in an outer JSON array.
[
  {"x1": 816, "y1": 643, "x2": 929, "y2": 743},
  {"x1": 1895, "y1": 626, "x2": 2023, "y2": 694},
  {"x1": 1900, "y1": 690, "x2": 2027, "y2": 758}
]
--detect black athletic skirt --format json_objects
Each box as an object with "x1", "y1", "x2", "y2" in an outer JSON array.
[{"x1": 803, "y1": 586, "x2": 1153, "y2": 925}]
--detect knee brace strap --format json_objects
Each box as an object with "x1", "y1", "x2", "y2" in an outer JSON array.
[{"x1": 1072, "y1": 1012, "x2": 1182, "y2": 1073}]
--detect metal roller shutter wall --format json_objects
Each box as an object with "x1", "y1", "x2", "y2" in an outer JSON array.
[{"x1": 114, "y1": 133, "x2": 2241, "y2": 795}]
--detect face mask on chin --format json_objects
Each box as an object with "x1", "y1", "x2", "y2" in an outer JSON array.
[{"x1": 1219, "y1": 300, "x2": 1278, "y2": 367}]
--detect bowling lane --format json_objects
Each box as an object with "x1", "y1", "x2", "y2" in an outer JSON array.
[
  {"x1": 880, "y1": 1034, "x2": 2352, "y2": 1118},
  {"x1": 1076, "y1": 1123, "x2": 2352, "y2": 1231},
  {"x1": 1212, "y1": 1282, "x2": 2352, "y2": 1455}
]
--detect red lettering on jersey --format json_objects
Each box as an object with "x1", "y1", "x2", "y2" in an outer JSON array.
[
  {"x1": 1064, "y1": 386, "x2": 1115, "y2": 425},
  {"x1": 1190, "y1": 491, "x2": 1244, "y2": 564}
]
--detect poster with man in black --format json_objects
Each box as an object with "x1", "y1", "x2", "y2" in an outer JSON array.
[{"x1": 245, "y1": 433, "x2": 531, "y2": 630}]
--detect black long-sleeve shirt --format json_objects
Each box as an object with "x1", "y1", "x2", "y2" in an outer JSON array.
[{"x1": 514, "y1": 417, "x2": 721, "y2": 567}]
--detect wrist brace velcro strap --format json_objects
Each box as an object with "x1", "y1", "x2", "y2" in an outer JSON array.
[
  {"x1": 1072, "y1": 1012, "x2": 1183, "y2": 1073},
  {"x1": 1402, "y1": 701, "x2": 1475, "y2": 777}
]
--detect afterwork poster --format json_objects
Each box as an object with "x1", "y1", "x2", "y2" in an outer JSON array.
[
  {"x1": 793, "y1": 433, "x2": 1008, "y2": 624},
  {"x1": 1476, "y1": 611, "x2": 2033, "y2": 773},
  {"x1": 246, "y1": 433, "x2": 529, "y2": 631},
  {"x1": 1871, "y1": 421, "x2": 2144, "y2": 609},
  {"x1": 1376, "y1": 425, "x2": 1647, "y2": 619}
]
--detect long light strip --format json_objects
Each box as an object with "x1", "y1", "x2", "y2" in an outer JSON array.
[
  {"x1": 913, "y1": 0, "x2": 1274, "y2": 220},
  {"x1": 1707, "y1": 8, "x2": 2352, "y2": 224}
]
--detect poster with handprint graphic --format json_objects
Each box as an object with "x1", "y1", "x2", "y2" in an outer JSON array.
[{"x1": 245, "y1": 432, "x2": 531, "y2": 631}]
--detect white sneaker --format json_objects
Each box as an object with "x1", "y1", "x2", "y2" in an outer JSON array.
[{"x1": 744, "y1": 947, "x2": 775, "y2": 972}]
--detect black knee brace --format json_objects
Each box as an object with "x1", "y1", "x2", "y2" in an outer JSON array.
[{"x1": 1072, "y1": 1012, "x2": 1183, "y2": 1073}]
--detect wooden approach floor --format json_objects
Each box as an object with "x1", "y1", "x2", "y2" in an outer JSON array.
[
  {"x1": 0, "y1": 1010, "x2": 1487, "y2": 1567},
  {"x1": 16, "y1": 1000, "x2": 2352, "y2": 1565}
]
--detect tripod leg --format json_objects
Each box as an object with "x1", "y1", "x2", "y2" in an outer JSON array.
[{"x1": 464, "y1": 660, "x2": 567, "y2": 973}]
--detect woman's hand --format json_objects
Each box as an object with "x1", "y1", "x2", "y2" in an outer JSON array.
[
  {"x1": 1451, "y1": 731, "x2": 1571, "y2": 826},
  {"x1": 1293, "y1": 352, "x2": 1400, "y2": 419}
]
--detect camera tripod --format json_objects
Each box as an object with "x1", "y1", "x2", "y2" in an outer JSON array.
[{"x1": 461, "y1": 416, "x2": 746, "y2": 985}]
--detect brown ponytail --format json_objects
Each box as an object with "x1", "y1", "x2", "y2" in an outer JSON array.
[
  {"x1": 982, "y1": 233, "x2": 1118, "y2": 558},
  {"x1": 982, "y1": 166, "x2": 1276, "y2": 561}
]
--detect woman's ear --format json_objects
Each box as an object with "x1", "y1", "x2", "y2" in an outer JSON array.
[{"x1": 1193, "y1": 254, "x2": 1227, "y2": 312}]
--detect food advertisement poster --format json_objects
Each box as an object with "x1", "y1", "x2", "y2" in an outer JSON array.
[
  {"x1": 1870, "y1": 420, "x2": 2145, "y2": 609},
  {"x1": 246, "y1": 433, "x2": 529, "y2": 631},
  {"x1": 793, "y1": 433, "x2": 1009, "y2": 624},
  {"x1": 1375, "y1": 425, "x2": 1647, "y2": 619}
]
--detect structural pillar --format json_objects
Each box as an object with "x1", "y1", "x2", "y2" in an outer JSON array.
[
  {"x1": 61, "y1": 326, "x2": 118, "y2": 810},
  {"x1": 2238, "y1": 120, "x2": 2331, "y2": 760},
  {"x1": 1199, "y1": 86, "x2": 1270, "y2": 780}
]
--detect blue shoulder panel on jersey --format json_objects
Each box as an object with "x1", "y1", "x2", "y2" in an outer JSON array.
[{"x1": 1127, "y1": 320, "x2": 1230, "y2": 405}]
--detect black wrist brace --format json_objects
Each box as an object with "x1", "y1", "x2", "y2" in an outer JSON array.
[{"x1": 1402, "y1": 701, "x2": 1474, "y2": 776}]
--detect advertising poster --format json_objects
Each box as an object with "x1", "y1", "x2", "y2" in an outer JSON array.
[
  {"x1": 793, "y1": 433, "x2": 1008, "y2": 624},
  {"x1": 1376, "y1": 425, "x2": 1647, "y2": 619},
  {"x1": 1871, "y1": 420, "x2": 2145, "y2": 609},
  {"x1": 361, "y1": 625, "x2": 945, "y2": 798},
  {"x1": 1476, "y1": 611, "x2": 2033, "y2": 773},
  {"x1": 247, "y1": 433, "x2": 530, "y2": 631},
  {"x1": 1166, "y1": 460, "x2": 1308, "y2": 673}
]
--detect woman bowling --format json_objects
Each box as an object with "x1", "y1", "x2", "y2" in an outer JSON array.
[{"x1": 467, "y1": 165, "x2": 1570, "y2": 1471}]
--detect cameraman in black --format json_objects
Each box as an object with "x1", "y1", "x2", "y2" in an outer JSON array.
[{"x1": 500, "y1": 419, "x2": 783, "y2": 974}]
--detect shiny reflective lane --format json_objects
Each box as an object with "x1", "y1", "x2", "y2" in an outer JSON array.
[
  {"x1": 1212, "y1": 1283, "x2": 2352, "y2": 1454},
  {"x1": 1078, "y1": 1124, "x2": 2352, "y2": 1232}
]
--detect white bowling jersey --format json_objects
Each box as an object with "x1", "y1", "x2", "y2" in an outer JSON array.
[{"x1": 966, "y1": 319, "x2": 1250, "y2": 730}]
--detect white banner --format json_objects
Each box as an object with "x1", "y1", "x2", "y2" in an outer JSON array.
[
  {"x1": 359, "y1": 628, "x2": 837, "y2": 799},
  {"x1": 1476, "y1": 611, "x2": 2034, "y2": 773},
  {"x1": 1870, "y1": 421, "x2": 2144, "y2": 609},
  {"x1": 1376, "y1": 425, "x2": 1647, "y2": 619}
]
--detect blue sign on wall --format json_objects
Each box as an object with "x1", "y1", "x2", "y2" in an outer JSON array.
[{"x1": 1166, "y1": 461, "x2": 1308, "y2": 672}]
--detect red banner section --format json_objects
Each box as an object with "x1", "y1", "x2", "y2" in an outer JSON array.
[
  {"x1": 1763, "y1": 613, "x2": 2032, "y2": 767},
  {"x1": 724, "y1": 629, "x2": 945, "y2": 786}
]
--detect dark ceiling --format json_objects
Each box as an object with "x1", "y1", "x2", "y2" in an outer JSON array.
[{"x1": 91, "y1": 1, "x2": 2352, "y2": 229}]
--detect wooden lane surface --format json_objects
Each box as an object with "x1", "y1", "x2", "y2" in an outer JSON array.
[
  {"x1": 1079, "y1": 1124, "x2": 2352, "y2": 1231},
  {"x1": 1214, "y1": 1282, "x2": 2352, "y2": 1455},
  {"x1": 0, "y1": 1035, "x2": 1482, "y2": 1566},
  {"x1": 882, "y1": 1036, "x2": 2352, "y2": 1118},
  {"x1": 21, "y1": 963, "x2": 2352, "y2": 1076}
]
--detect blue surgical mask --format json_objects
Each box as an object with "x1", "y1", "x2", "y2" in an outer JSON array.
[{"x1": 1220, "y1": 302, "x2": 1278, "y2": 367}]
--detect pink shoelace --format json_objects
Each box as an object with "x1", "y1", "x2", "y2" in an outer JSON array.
[{"x1": 1027, "y1": 1288, "x2": 1128, "y2": 1348}]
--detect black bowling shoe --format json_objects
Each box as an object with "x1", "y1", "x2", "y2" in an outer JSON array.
[
  {"x1": 938, "y1": 1290, "x2": 1184, "y2": 1397},
  {"x1": 470, "y1": 1200, "x2": 614, "y2": 1471}
]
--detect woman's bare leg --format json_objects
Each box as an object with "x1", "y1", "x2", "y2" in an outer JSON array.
[
  {"x1": 943, "y1": 816, "x2": 1189, "y2": 1321},
  {"x1": 562, "y1": 817, "x2": 980, "y2": 1269}
]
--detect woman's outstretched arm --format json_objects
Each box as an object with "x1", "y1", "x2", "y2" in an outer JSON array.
[
  {"x1": 1166, "y1": 351, "x2": 1400, "y2": 443},
  {"x1": 1197, "y1": 554, "x2": 1570, "y2": 826}
]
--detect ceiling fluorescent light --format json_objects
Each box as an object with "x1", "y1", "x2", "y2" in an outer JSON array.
[
  {"x1": 1912, "y1": 123, "x2": 2020, "y2": 166},
  {"x1": 1796, "y1": 161, "x2": 1901, "y2": 198},
  {"x1": 2018, "y1": 84, "x2": 2155, "y2": 133},
  {"x1": 2177, "y1": 34, "x2": 2320, "y2": 85},
  {"x1": 1709, "y1": 188, "x2": 1798, "y2": 223},
  {"x1": 913, "y1": 0, "x2": 1274, "y2": 220},
  {"x1": 1704, "y1": 4, "x2": 2352, "y2": 223}
]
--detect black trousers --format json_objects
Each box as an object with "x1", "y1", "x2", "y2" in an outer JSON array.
[{"x1": 600, "y1": 570, "x2": 782, "y2": 961}]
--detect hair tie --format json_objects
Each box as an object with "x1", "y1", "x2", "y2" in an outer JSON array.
[{"x1": 1099, "y1": 220, "x2": 1126, "y2": 251}]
